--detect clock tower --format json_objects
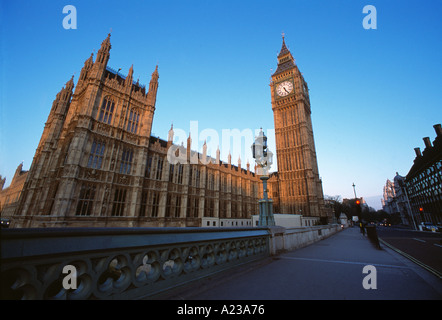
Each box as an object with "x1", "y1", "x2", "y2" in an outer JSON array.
[{"x1": 270, "y1": 35, "x2": 325, "y2": 219}]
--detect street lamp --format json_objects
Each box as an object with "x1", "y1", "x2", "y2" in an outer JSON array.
[{"x1": 252, "y1": 129, "x2": 275, "y2": 226}]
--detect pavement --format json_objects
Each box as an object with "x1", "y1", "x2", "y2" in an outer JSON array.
[{"x1": 174, "y1": 226, "x2": 442, "y2": 300}]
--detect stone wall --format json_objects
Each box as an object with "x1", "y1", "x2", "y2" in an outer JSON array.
[{"x1": 268, "y1": 224, "x2": 341, "y2": 255}]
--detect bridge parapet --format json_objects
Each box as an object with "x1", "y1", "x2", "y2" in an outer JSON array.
[
  {"x1": 268, "y1": 224, "x2": 342, "y2": 255},
  {"x1": 0, "y1": 227, "x2": 269, "y2": 300}
]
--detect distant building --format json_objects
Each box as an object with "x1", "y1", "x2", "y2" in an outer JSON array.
[
  {"x1": 381, "y1": 173, "x2": 416, "y2": 227},
  {"x1": 381, "y1": 179, "x2": 398, "y2": 214},
  {"x1": 404, "y1": 124, "x2": 442, "y2": 225},
  {"x1": 0, "y1": 163, "x2": 28, "y2": 218}
]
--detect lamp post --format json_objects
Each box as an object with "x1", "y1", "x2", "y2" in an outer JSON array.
[{"x1": 252, "y1": 129, "x2": 275, "y2": 226}]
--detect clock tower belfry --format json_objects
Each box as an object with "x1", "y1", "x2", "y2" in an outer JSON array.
[{"x1": 270, "y1": 35, "x2": 326, "y2": 219}]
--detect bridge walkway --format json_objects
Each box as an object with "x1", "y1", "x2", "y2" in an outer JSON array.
[{"x1": 168, "y1": 227, "x2": 442, "y2": 300}]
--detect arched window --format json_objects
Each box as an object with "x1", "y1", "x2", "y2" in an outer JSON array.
[
  {"x1": 98, "y1": 97, "x2": 115, "y2": 124},
  {"x1": 87, "y1": 140, "x2": 105, "y2": 169},
  {"x1": 120, "y1": 148, "x2": 133, "y2": 174},
  {"x1": 126, "y1": 108, "x2": 140, "y2": 133},
  {"x1": 76, "y1": 184, "x2": 96, "y2": 216},
  {"x1": 111, "y1": 188, "x2": 127, "y2": 216}
]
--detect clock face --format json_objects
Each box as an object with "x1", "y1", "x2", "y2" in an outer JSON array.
[{"x1": 276, "y1": 81, "x2": 294, "y2": 97}]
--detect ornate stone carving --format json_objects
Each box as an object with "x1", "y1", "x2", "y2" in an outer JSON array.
[{"x1": 0, "y1": 229, "x2": 269, "y2": 299}]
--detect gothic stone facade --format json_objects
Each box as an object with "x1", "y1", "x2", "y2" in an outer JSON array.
[
  {"x1": 10, "y1": 34, "x2": 328, "y2": 228},
  {"x1": 12, "y1": 34, "x2": 260, "y2": 228}
]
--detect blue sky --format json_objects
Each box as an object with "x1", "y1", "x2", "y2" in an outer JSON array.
[{"x1": 1, "y1": 0, "x2": 441, "y2": 209}]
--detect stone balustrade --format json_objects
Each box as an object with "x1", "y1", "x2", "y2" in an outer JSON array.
[
  {"x1": 268, "y1": 224, "x2": 342, "y2": 255},
  {"x1": 0, "y1": 227, "x2": 269, "y2": 300},
  {"x1": 0, "y1": 224, "x2": 341, "y2": 300}
]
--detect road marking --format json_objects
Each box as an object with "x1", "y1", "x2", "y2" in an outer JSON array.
[
  {"x1": 434, "y1": 243, "x2": 442, "y2": 248},
  {"x1": 379, "y1": 238, "x2": 442, "y2": 279},
  {"x1": 413, "y1": 238, "x2": 426, "y2": 243},
  {"x1": 280, "y1": 256, "x2": 409, "y2": 269}
]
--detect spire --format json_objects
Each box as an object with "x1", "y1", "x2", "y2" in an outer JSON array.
[
  {"x1": 273, "y1": 33, "x2": 295, "y2": 76},
  {"x1": 84, "y1": 53, "x2": 94, "y2": 69},
  {"x1": 187, "y1": 132, "x2": 192, "y2": 161},
  {"x1": 149, "y1": 65, "x2": 159, "y2": 96},
  {"x1": 202, "y1": 140, "x2": 207, "y2": 154},
  {"x1": 187, "y1": 132, "x2": 192, "y2": 146},
  {"x1": 65, "y1": 75, "x2": 74, "y2": 91},
  {"x1": 278, "y1": 33, "x2": 290, "y2": 58},
  {"x1": 125, "y1": 64, "x2": 134, "y2": 86},
  {"x1": 168, "y1": 123, "x2": 174, "y2": 142},
  {"x1": 13, "y1": 162, "x2": 24, "y2": 181},
  {"x1": 151, "y1": 65, "x2": 159, "y2": 81},
  {"x1": 102, "y1": 33, "x2": 111, "y2": 49},
  {"x1": 78, "y1": 54, "x2": 94, "y2": 84},
  {"x1": 51, "y1": 75, "x2": 74, "y2": 115},
  {"x1": 201, "y1": 140, "x2": 208, "y2": 164},
  {"x1": 95, "y1": 33, "x2": 111, "y2": 66}
]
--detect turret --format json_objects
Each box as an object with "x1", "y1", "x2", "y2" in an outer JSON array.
[
  {"x1": 148, "y1": 65, "x2": 159, "y2": 104},
  {"x1": 216, "y1": 146, "x2": 220, "y2": 164},
  {"x1": 91, "y1": 33, "x2": 111, "y2": 79},
  {"x1": 76, "y1": 53, "x2": 94, "y2": 89},
  {"x1": 95, "y1": 33, "x2": 111, "y2": 66},
  {"x1": 36, "y1": 75, "x2": 74, "y2": 155},
  {"x1": 55, "y1": 76, "x2": 74, "y2": 115},
  {"x1": 202, "y1": 140, "x2": 207, "y2": 164},
  {"x1": 125, "y1": 64, "x2": 134, "y2": 88},
  {"x1": 48, "y1": 75, "x2": 74, "y2": 116},
  {"x1": 13, "y1": 162, "x2": 24, "y2": 181},
  {"x1": 65, "y1": 75, "x2": 74, "y2": 93},
  {"x1": 167, "y1": 123, "x2": 174, "y2": 147}
]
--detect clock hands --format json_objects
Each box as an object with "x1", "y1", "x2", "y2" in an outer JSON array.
[{"x1": 277, "y1": 81, "x2": 293, "y2": 97}]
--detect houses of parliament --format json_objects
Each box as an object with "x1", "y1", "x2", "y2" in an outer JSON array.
[{"x1": 0, "y1": 34, "x2": 328, "y2": 228}]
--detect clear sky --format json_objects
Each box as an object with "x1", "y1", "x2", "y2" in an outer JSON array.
[{"x1": 1, "y1": 0, "x2": 441, "y2": 210}]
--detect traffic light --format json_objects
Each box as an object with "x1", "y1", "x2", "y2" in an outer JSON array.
[
  {"x1": 355, "y1": 199, "x2": 362, "y2": 217},
  {"x1": 419, "y1": 207, "x2": 424, "y2": 213}
]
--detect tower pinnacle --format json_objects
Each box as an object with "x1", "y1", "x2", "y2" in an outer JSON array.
[
  {"x1": 95, "y1": 33, "x2": 111, "y2": 66},
  {"x1": 273, "y1": 34, "x2": 295, "y2": 76}
]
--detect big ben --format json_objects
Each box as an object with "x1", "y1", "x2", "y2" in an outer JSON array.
[{"x1": 270, "y1": 35, "x2": 326, "y2": 219}]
